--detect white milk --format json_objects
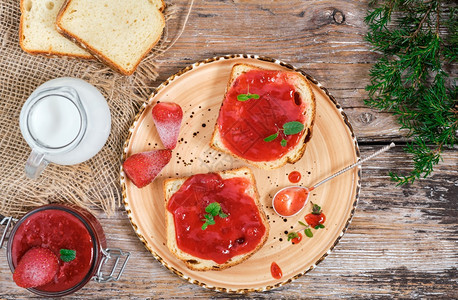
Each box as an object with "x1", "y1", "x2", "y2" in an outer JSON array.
[
  {"x1": 20, "y1": 77, "x2": 111, "y2": 178},
  {"x1": 28, "y1": 95, "x2": 82, "y2": 148}
]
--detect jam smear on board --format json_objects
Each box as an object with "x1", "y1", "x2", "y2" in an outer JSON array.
[
  {"x1": 288, "y1": 171, "x2": 301, "y2": 183},
  {"x1": 217, "y1": 69, "x2": 306, "y2": 162},
  {"x1": 11, "y1": 209, "x2": 94, "y2": 292},
  {"x1": 167, "y1": 173, "x2": 267, "y2": 264},
  {"x1": 271, "y1": 262, "x2": 283, "y2": 279}
]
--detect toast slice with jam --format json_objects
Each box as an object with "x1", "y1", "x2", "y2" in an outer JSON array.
[
  {"x1": 210, "y1": 63, "x2": 316, "y2": 169},
  {"x1": 164, "y1": 167, "x2": 269, "y2": 271}
]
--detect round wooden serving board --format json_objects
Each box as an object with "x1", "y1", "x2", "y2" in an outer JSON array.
[{"x1": 121, "y1": 55, "x2": 361, "y2": 293}]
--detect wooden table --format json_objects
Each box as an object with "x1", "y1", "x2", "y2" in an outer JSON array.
[{"x1": 1, "y1": 0, "x2": 457, "y2": 298}]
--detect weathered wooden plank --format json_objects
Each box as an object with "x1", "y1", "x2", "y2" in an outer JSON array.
[
  {"x1": 149, "y1": 0, "x2": 456, "y2": 144},
  {"x1": 1, "y1": 0, "x2": 456, "y2": 298},
  {"x1": 1, "y1": 146, "x2": 456, "y2": 298}
]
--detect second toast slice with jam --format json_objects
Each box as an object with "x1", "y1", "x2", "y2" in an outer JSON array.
[{"x1": 164, "y1": 167, "x2": 269, "y2": 271}]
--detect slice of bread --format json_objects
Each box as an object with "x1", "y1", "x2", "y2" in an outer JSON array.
[
  {"x1": 55, "y1": 0, "x2": 165, "y2": 75},
  {"x1": 19, "y1": 0, "x2": 92, "y2": 58},
  {"x1": 210, "y1": 63, "x2": 316, "y2": 170},
  {"x1": 164, "y1": 167, "x2": 269, "y2": 271}
]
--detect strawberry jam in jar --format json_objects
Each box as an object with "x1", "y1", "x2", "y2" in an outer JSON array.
[{"x1": 4, "y1": 204, "x2": 130, "y2": 297}]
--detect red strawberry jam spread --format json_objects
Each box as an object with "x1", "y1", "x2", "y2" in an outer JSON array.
[
  {"x1": 217, "y1": 69, "x2": 306, "y2": 162},
  {"x1": 11, "y1": 208, "x2": 94, "y2": 292},
  {"x1": 270, "y1": 261, "x2": 282, "y2": 279},
  {"x1": 167, "y1": 173, "x2": 267, "y2": 264}
]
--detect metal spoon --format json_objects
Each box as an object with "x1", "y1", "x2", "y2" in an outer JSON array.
[{"x1": 272, "y1": 142, "x2": 396, "y2": 217}]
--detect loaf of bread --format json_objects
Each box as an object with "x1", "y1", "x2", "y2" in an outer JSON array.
[
  {"x1": 19, "y1": 0, "x2": 92, "y2": 58},
  {"x1": 211, "y1": 63, "x2": 316, "y2": 169},
  {"x1": 55, "y1": 0, "x2": 165, "y2": 75},
  {"x1": 164, "y1": 167, "x2": 269, "y2": 271}
]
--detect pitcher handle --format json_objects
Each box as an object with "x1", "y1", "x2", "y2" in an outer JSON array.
[{"x1": 25, "y1": 149, "x2": 48, "y2": 179}]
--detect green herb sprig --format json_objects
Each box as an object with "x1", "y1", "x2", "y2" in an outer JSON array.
[
  {"x1": 365, "y1": 1, "x2": 457, "y2": 184},
  {"x1": 264, "y1": 121, "x2": 305, "y2": 147},
  {"x1": 286, "y1": 203, "x2": 325, "y2": 242},
  {"x1": 312, "y1": 203, "x2": 322, "y2": 215},
  {"x1": 60, "y1": 249, "x2": 76, "y2": 262},
  {"x1": 287, "y1": 221, "x2": 314, "y2": 241},
  {"x1": 237, "y1": 93, "x2": 260, "y2": 101},
  {"x1": 201, "y1": 202, "x2": 228, "y2": 230}
]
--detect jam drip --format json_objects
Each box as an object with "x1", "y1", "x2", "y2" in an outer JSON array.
[
  {"x1": 167, "y1": 173, "x2": 267, "y2": 264},
  {"x1": 217, "y1": 69, "x2": 306, "y2": 162}
]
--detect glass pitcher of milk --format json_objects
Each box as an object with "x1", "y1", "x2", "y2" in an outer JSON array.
[{"x1": 19, "y1": 77, "x2": 111, "y2": 179}]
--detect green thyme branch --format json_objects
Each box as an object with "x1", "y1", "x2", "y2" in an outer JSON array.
[{"x1": 365, "y1": 0, "x2": 457, "y2": 185}]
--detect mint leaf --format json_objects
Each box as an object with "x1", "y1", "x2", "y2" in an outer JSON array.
[
  {"x1": 201, "y1": 214, "x2": 215, "y2": 230},
  {"x1": 283, "y1": 121, "x2": 304, "y2": 135},
  {"x1": 312, "y1": 203, "x2": 322, "y2": 215},
  {"x1": 315, "y1": 224, "x2": 325, "y2": 229},
  {"x1": 205, "y1": 202, "x2": 221, "y2": 216},
  {"x1": 281, "y1": 139, "x2": 287, "y2": 147},
  {"x1": 264, "y1": 132, "x2": 278, "y2": 142},
  {"x1": 304, "y1": 228, "x2": 313, "y2": 238},
  {"x1": 237, "y1": 93, "x2": 260, "y2": 101},
  {"x1": 219, "y1": 212, "x2": 228, "y2": 218},
  {"x1": 237, "y1": 94, "x2": 250, "y2": 101},
  {"x1": 298, "y1": 221, "x2": 307, "y2": 226},
  {"x1": 203, "y1": 214, "x2": 215, "y2": 222},
  {"x1": 60, "y1": 249, "x2": 76, "y2": 262},
  {"x1": 287, "y1": 232, "x2": 298, "y2": 241}
]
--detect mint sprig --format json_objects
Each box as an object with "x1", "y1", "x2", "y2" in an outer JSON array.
[
  {"x1": 201, "y1": 202, "x2": 228, "y2": 230},
  {"x1": 287, "y1": 231, "x2": 298, "y2": 241},
  {"x1": 312, "y1": 202, "x2": 322, "y2": 215},
  {"x1": 264, "y1": 132, "x2": 278, "y2": 142},
  {"x1": 60, "y1": 249, "x2": 76, "y2": 262},
  {"x1": 264, "y1": 121, "x2": 305, "y2": 146},
  {"x1": 286, "y1": 204, "x2": 325, "y2": 243},
  {"x1": 237, "y1": 93, "x2": 260, "y2": 101},
  {"x1": 304, "y1": 228, "x2": 313, "y2": 238}
]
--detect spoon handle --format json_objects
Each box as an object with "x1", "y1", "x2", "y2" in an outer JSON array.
[{"x1": 312, "y1": 142, "x2": 395, "y2": 189}]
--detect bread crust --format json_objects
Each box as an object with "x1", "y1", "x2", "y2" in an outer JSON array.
[
  {"x1": 55, "y1": 0, "x2": 165, "y2": 75},
  {"x1": 210, "y1": 63, "x2": 316, "y2": 169},
  {"x1": 164, "y1": 167, "x2": 270, "y2": 271},
  {"x1": 19, "y1": 0, "x2": 93, "y2": 59}
]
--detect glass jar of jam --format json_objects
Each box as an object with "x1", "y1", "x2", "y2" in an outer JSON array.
[{"x1": 0, "y1": 204, "x2": 129, "y2": 297}]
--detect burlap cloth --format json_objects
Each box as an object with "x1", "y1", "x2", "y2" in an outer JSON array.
[{"x1": 0, "y1": 0, "x2": 178, "y2": 217}]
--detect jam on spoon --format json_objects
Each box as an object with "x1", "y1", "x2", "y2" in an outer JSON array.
[{"x1": 273, "y1": 143, "x2": 395, "y2": 217}]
